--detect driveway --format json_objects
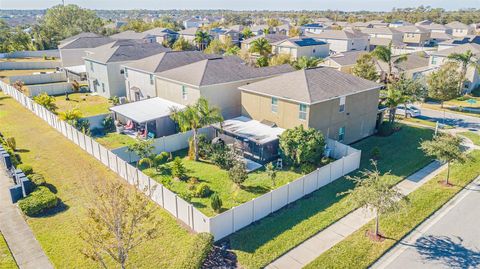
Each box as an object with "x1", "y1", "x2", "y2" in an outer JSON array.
[
  {"x1": 419, "y1": 107, "x2": 480, "y2": 130},
  {"x1": 372, "y1": 177, "x2": 480, "y2": 269}
]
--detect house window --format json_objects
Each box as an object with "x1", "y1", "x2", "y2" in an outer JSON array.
[
  {"x1": 271, "y1": 97, "x2": 278, "y2": 113},
  {"x1": 101, "y1": 83, "x2": 105, "y2": 93},
  {"x1": 338, "y1": 126, "x2": 345, "y2": 142},
  {"x1": 90, "y1": 62, "x2": 94, "y2": 72},
  {"x1": 150, "y1": 74, "x2": 154, "y2": 85},
  {"x1": 124, "y1": 68, "x2": 128, "y2": 77},
  {"x1": 299, "y1": 104, "x2": 307, "y2": 120},
  {"x1": 339, "y1": 96, "x2": 346, "y2": 112},
  {"x1": 181, "y1": 85, "x2": 187, "y2": 100},
  {"x1": 431, "y1": 56, "x2": 438, "y2": 65},
  {"x1": 93, "y1": 81, "x2": 97, "y2": 92}
]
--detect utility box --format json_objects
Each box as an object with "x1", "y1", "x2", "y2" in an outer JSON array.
[
  {"x1": 20, "y1": 177, "x2": 34, "y2": 195},
  {"x1": 9, "y1": 185, "x2": 23, "y2": 203}
]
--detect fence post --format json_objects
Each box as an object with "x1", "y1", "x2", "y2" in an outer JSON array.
[
  {"x1": 175, "y1": 195, "x2": 179, "y2": 218},
  {"x1": 97, "y1": 143, "x2": 102, "y2": 163},
  {"x1": 315, "y1": 168, "x2": 320, "y2": 189}
]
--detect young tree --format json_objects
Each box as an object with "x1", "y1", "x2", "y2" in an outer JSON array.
[
  {"x1": 229, "y1": 160, "x2": 248, "y2": 186},
  {"x1": 170, "y1": 98, "x2": 223, "y2": 161},
  {"x1": 210, "y1": 193, "x2": 222, "y2": 213},
  {"x1": 427, "y1": 62, "x2": 462, "y2": 107},
  {"x1": 59, "y1": 108, "x2": 82, "y2": 125},
  {"x1": 279, "y1": 125, "x2": 325, "y2": 167},
  {"x1": 352, "y1": 54, "x2": 379, "y2": 81},
  {"x1": 291, "y1": 56, "x2": 322, "y2": 70},
  {"x1": 339, "y1": 161, "x2": 406, "y2": 240},
  {"x1": 447, "y1": 50, "x2": 480, "y2": 94},
  {"x1": 79, "y1": 180, "x2": 159, "y2": 269},
  {"x1": 33, "y1": 93, "x2": 58, "y2": 112},
  {"x1": 266, "y1": 18, "x2": 281, "y2": 28},
  {"x1": 288, "y1": 27, "x2": 301, "y2": 37},
  {"x1": 172, "y1": 37, "x2": 195, "y2": 51},
  {"x1": 224, "y1": 46, "x2": 240, "y2": 56},
  {"x1": 420, "y1": 133, "x2": 466, "y2": 185},
  {"x1": 266, "y1": 163, "x2": 277, "y2": 187},
  {"x1": 372, "y1": 42, "x2": 407, "y2": 83},
  {"x1": 392, "y1": 75, "x2": 427, "y2": 117},
  {"x1": 204, "y1": 39, "x2": 226, "y2": 54},
  {"x1": 126, "y1": 140, "x2": 154, "y2": 165}
]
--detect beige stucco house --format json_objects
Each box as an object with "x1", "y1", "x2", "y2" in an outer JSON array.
[
  {"x1": 239, "y1": 67, "x2": 383, "y2": 143},
  {"x1": 446, "y1": 21, "x2": 475, "y2": 37},
  {"x1": 271, "y1": 37, "x2": 330, "y2": 60},
  {"x1": 396, "y1": 26, "x2": 431, "y2": 46}
]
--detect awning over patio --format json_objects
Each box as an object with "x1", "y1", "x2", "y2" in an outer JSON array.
[
  {"x1": 64, "y1": 65, "x2": 86, "y2": 74},
  {"x1": 110, "y1": 97, "x2": 185, "y2": 123},
  {"x1": 214, "y1": 116, "x2": 285, "y2": 144}
]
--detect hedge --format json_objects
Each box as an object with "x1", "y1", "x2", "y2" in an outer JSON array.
[
  {"x1": 18, "y1": 186, "x2": 58, "y2": 216},
  {"x1": 17, "y1": 164, "x2": 33, "y2": 175},
  {"x1": 180, "y1": 232, "x2": 214, "y2": 269}
]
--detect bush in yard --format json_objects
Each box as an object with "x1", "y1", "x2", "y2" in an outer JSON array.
[
  {"x1": 18, "y1": 186, "x2": 58, "y2": 216},
  {"x1": 229, "y1": 160, "x2": 248, "y2": 186},
  {"x1": 180, "y1": 232, "x2": 214, "y2": 269},
  {"x1": 17, "y1": 164, "x2": 33, "y2": 175},
  {"x1": 193, "y1": 183, "x2": 212, "y2": 198},
  {"x1": 6, "y1": 137, "x2": 16, "y2": 151},
  {"x1": 171, "y1": 157, "x2": 187, "y2": 180},
  {"x1": 279, "y1": 125, "x2": 325, "y2": 167},
  {"x1": 197, "y1": 135, "x2": 211, "y2": 159},
  {"x1": 102, "y1": 116, "x2": 115, "y2": 133},
  {"x1": 210, "y1": 193, "x2": 222, "y2": 213},
  {"x1": 371, "y1": 146, "x2": 381, "y2": 160},
  {"x1": 187, "y1": 177, "x2": 199, "y2": 191},
  {"x1": 27, "y1": 173, "x2": 46, "y2": 186},
  {"x1": 33, "y1": 93, "x2": 57, "y2": 112},
  {"x1": 210, "y1": 143, "x2": 236, "y2": 169},
  {"x1": 300, "y1": 163, "x2": 316, "y2": 174},
  {"x1": 377, "y1": 122, "x2": 396, "y2": 136}
]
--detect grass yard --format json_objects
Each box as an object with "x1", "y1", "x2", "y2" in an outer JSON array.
[
  {"x1": 143, "y1": 150, "x2": 304, "y2": 217},
  {"x1": 398, "y1": 116, "x2": 453, "y2": 129},
  {"x1": 54, "y1": 92, "x2": 111, "y2": 117},
  {"x1": 445, "y1": 96, "x2": 480, "y2": 108},
  {"x1": 0, "y1": 232, "x2": 17, "y2": 269},
  {"x1": 305, "y1": 150, "x2": 480, "y2": 269},
  {"x1": 0, "y1": 69, "x2": 56, "y2": 82},
  {"x1": 94, "y1": 132, "x2": 137, "y2": 149},
  {"x1": 460, "y1": 131, "x2": 480, "y2": 146},
  {"x1": 227, "y1": 125, "x2": 434, "y2": 269},
  {"x1": 0, "y1": 57, "x2": 59, "y2": 62},
  {"x1": 422, "y1": 103, "x2": 480, "y2": 118},
  {"x1": 0, "y1": 92, "x2": 203, "y2": 268}
]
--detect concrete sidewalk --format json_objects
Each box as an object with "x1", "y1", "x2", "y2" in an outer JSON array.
[
  {"x1": 266, "y1": 160, "x2": 446, "y2": 269},
  {"x1": 0, "y1": 169, "x2": 53, "y2": 269}
]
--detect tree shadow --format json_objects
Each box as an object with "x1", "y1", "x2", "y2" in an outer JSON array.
[
  {"x1": 33, "y1": 198, "x2": 70, "y2": 218},
  {"x1": 44, "y1": 182, "x2": 58, "y2": 194},
  {"x1": 15, "y1": 148, "x2": 29, "y2": 153},
  {"x1": 413, "y1": 235, "x2": 480, "y2": 268},
  {"x1": 0, "y1": 96, "x2": 11, "y2": 101},
  {"x1": 240, "y1": 185, "x2": 270, "y2": 195}
]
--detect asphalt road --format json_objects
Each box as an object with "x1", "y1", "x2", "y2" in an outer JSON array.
[
  {"x1": 419, "y1": 107, "x2": 480, "y2": 130},
  {"x1": 372, "y1": 177, "x2": 480, "y2": 269}
]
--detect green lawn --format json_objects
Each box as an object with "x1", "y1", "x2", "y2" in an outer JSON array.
[
  {"x1": 94, "y1": 132, "x2": 137, "y2": 149},
  {"x1": 0, "y1": 93, "x2": 202, "y2": 268},
  {"x1": 227, "y1": 125, "x2": 434, "y2": 269},
  {"x1": 398, "y1": 116, "x2": 453, "y2": 129},
  {"x1": 460, "y1": 131, "x2": 480, "y2": 146},
  {"x1": 446, "y1": 96, "x2": 480, "y2": 108},
  {"x1": 422, "y1": 103, "x2": 480, "y2": 118},
  {"x1": 54, "y1": 92, "x2": 111, "y2": 117},
  {"x1": 0, "y1": 232, "x2": 17, "y2": 269},
  {"x1": 305, "y1": 150, "x2": 480, "y2": 269},
  {"x1": 143, "y1": 150, "x2": 304, "y2": 217}
]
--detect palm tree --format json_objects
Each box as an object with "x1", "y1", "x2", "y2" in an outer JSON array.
[
  {"x1": 248, "y1": 37, "x2": 271, "y2": 57},
  {"x1": 372, "y1": 42, "x2": 407, "y2": 83},
  {"x1": 381, "y1": 85, "x2": 406, "y2": 124},
  {"x1": 59, "y1": 108, "x2": 82, "y2": 125},
  {"x1": 241, "y1": 28, "x2": 254, "y2": 39},
  {"x1": 170, "y1": 98, "x2": 223, "y2": 161},
  {"x1": 194, "y1": 30, "x2": 211, "y2": 50},
  {"x1": 447, "y1": 50, "x2": 480, "y2": 95},
  {"x1": 291, "y1": 56, "x2": 322, "y2": 70}
]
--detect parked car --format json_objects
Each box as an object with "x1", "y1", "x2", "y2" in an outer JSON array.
[{"x1": 396, "y1": 104, "x2": 421, "y2": 117}]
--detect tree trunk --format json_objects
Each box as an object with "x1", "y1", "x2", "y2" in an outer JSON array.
[
  {"x1": 193, "y1": 128, "x2": 199, "y2": 161},
  {"x1": 389, "y1": 107, "x2": 396, "y2": 124},
  {"x1": 446, "y1": 161, "x2": 450, "y2": 185},
  {"x1": 375, "y1": 212, "x2": 380, "y2": 237},
  {"x1": 403, "y1": 102, "x2": 408, "y2": 118}
]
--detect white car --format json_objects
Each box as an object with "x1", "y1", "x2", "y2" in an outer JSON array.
[{"x1": 396, "y1": 104, "x2": 421, "y2": 118}]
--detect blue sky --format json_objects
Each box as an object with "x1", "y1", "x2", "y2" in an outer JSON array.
[{"x1": 1, "y1": 0, "x2": 479, "y2": 11}]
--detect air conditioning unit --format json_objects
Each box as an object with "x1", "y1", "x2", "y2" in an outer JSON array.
[{"x1": 119, "y1": 97, "x2": 127, "y2": 104}]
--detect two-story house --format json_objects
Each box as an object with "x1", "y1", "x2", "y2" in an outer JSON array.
[
  {"x1": 142, "y1": 27, "x2": 179, "y2": 44},
  {"x1": 301, "y1": 23, "x2": 325, "y2": 34},
  {"x1": 396, "y1": 25, "x2": 431, "y2": 47},
  {"x1": 446, "y1": 21, "x2": 475, "y2": 37},
  {"x1": 239, "y1": 67, "x2": 383, "y2": 143},
  {"x1": 241, "y1": 34, "x2": 288, "y2": 52},
  {"x1": 305, "y1": 30, "x2": 370, "y2": 54},
  {"x1": 271, "y1": 37, "x2": 330, "y2": 60}
]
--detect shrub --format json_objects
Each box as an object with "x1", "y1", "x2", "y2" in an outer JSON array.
[
  {"x1": 180, "y1": 233, "x2": 214, "y2": 269},
  {"x1": 210, "y1": 144, "x2": 236, "y2": 169},
  {"x1": 229, "y1": 160, "x2": 248, "y2": 186},
  {"x1": 154, "y1": 152, "x2": 169, "y2": 166},
  {"x1": 27, "y1": 173, "x2": 46, "y2": 186},
  {"x1": 197, "y1": 135, "x2": 211, "y2": 159},
  {"x1": 210, "y1": 193, "x2": 222, "y2": 213},
  {"x1": 17, "y1": 164, "x2": 33, "y2": 175},
  {"x1": 371, "y1": 146, "x2": 381, "y2": 160},
  {"x1": 194, "y1": 183, "x2": 212, "y2": 198},
  {"x1": 187, "y1": 177, "x2": 199, "y2": 191},
  {"x1": 75, "y1": 119, "x2": 91, "y2": 135},
  {"x1": 102, "y1": 116, "x2": 115, "y2": 133},
  {"x1": 279, "y1": 125, "x2": 325, "y2": 167},
  {"x1": 300, "y1": 163, "x2": 316, "y2": 174},
  {"x1": 171, "y1": 157, "x2": 187, "y2": 180},
  {"x1": 33, "y1": 93, "x2": 57, "y2": 112},
  {"x1": 377, "y1": 122, "x2": 395, "y2": 136},
  {"x1": 18, "y1": 186, "x2": 58, "y2": 216},
  {"x1": 6, "y1": 137, "x2": 16, "y2": 151}
]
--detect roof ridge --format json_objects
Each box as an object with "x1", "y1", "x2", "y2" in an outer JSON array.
[
  {"x1": 198, "y1": 59, "x2": 210, "y2": 86},
  {"x1": 303, "y1": 69, "x2": 313, "y2": 103}
]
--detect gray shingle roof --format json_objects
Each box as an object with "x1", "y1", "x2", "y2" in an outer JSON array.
[
  {"x1": 157, "y1": 56, "x2": 294, "y2": 86},
  {"x1": 239, "y1": 67, "x2": 382, "y2": 104},
  {"x1": 395, "y1": 52, "x2": 429, "y2": 72},
  {"x1": 60, "y1": 32, "x2": 102, "y2": 44},
  {"x1": 242, "y1": 34, "x2": 288, "y2": 45},
  {"x1": 431, "y1": 43, "x2": 480, "y2": 57},
  {"x1": 326, "y1": 51, "x2": 369, "y2": 66},
  {"x1": 142, "y1": 27, "x2": 177, "y2": 36},
  {"x1": 396, "y1": 25, "x2": 429, "y2": 34},
  {"x1": 179, "y1": 27, "x2": 199, "y2": 36},
  {"x1": 446, "y1": 21, "x2": 470, "y2": 29},
  {"x1": 110, "y1": 30, "x2": 151, "y2": 40},
  {"x1": 361, "y1": 27, "x2": 402, "y2": 35},
  {"x1": 85, "y1": 40, "x2": 171, "y2": 63},
  {"x1": 273, "y1": 37, "x2": 327, "y2": 47},
  {"x1": 438, "y1": 35, "x2": 480, "y2": 46},
  {"x1": 59, "y1": 36, "x2": 114, "y2": 49},
  {"x1": 306, "y1": 29, "x2": 369, "y2": 40}
]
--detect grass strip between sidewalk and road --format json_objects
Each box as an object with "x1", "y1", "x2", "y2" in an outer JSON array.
[
  {"x1": 0, "y1": 232, "x2": 17, "y2": 269},
  {"x1": 305, "y1": 150, "x2": 480, "y2": 269},
  {"x1": 460, "y1": 131, "x2": 480, "y2": 146}
]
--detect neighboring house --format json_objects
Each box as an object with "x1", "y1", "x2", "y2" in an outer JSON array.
[
  {"x1": 210, "y1": 28, "x2": 240, "y2": 45},
  {"x1": 109, "y1": 30, "x2": 157, "y2": 43},
  {"x1": 274, "y1": 24, "x2": 291, "y2": 36},
  {"x1": 250, "y1": 25, "x2": 271, "y2": 36},
  {"x1": 389, "y1": 20, "x2": 412, "y2": 28},
  {"x1": 142, "y1": 27, "x2": 178, "y2": 44},
  {"x1": 347, "y1": 22, "x2": 374, "y2": 31},
  {"x1": 229, "y1": 25, "x2": 245, "y2": 33},
  {"x1": 241, "y1": 34, "x2": 288, "y2": 52},
  {"x1": 438, "y1": 35, "x2": 480, "y2": 51},
  {"x1": 361, "y1": 27, "x2": 404, "y2": 44},
  {"x1": 320, "y1": 50, "x2": 370, "y2": 73},
  {"x1": 366, "y1": 20, "x2": 389, "y2": 28},
  {"x1": 155, "y1": 56, "x2": 294, "y2": 119},
  {"x1": 446, "y1": 21, "x2": 475, "y2": 37},
  {"x1": 84, "y1": 40, "x2": 170, "y2": 98},
  {"x1": 122, "y1": 51, "x2": 216, "y2": 102},
  {"x1": 301, "y1": 23, "x2": 325, "y2": 34},
  {"x1": 178, "y1": 27, "x2": 199, "y2": 43},
  {"x1": 183, "y1": 17, "x2": 206, "y2": 29},
  {"x1": 271, "y1": 37, "x2": 330, "y2": 60},
  {"x1": 305, "y1": 30, "x2": 370, "y2": 54},
  {"x1": 428, "y1": 43, "x2": 480, "y2": 92},
  {"x1": 239, "y1": 67, "x2": 383, "y2": 144},
  {"x1": 396, "y1": 25, "x2": 431, "y2": 47}
]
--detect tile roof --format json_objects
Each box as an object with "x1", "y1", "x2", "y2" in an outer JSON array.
[{"x1": 239, "y1": 67, "x2": 382, "y2": 104}]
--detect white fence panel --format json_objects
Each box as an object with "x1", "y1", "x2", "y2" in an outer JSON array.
[
  {"x1": 317, "y1": 164, "x2": 331, "y2": 187},
  {"x1": 137, "y1": 172, "x2": 150, "y2": 195},
  {"x1": 303, "y1": 171, "x2": 318, "y2": 195},
  {"x1": 150, "y1": 181, "x2": 163, "y2": 206},
  {"x1": 271, "y1": 184, "x2": 289, "y2": 212},
  {"x1": 125, "y1": 164, "x2": 138, "y2": 185},
  {"x1": 343, "y1": 152, "x2": 360, "y2": 175},
  {"x1": 66, "y1": 124, "x2": 74, "y2": 141},
  {"x1": 108, "y1": 151, "x2": 118, "y2": 173},
  {"x1": 330, "y1": 158, "x2": 344, "y2": 181},
  {"x1": 253, "y1": 192, "x2": 272, "y2": 222},
  {"x1": 72, "y1": 129, "x2": 80, "y2": 145},
  {"x1": 78, "y1": 132, "x2": 86, "y2": 150},
  {"x1": 91, "y1": 141, "x2": 102, "y2": 161},
  {"x1": 233, "y1": 200, "x2": 254, "y2": 232},
  {"x1": 210, "y1": 210, "x2": 233, "y2": 240},
  {"x1": 192, "y1": 208, "x2": 210, "y2": 233},
  {"x1": 99, "y1": 145, "x2": 110, "y2": 166},
  {"x1": 288, "y1": 178, "x2": 304, "y2": 203},
  {"x1": 177, "y1": 198, "x2": 191, "y2": 226},
  {"x1": 84, "y1": 136, "x2": 93, "y2": 155},
  {"x1": 60, "y1": 121, "x2": 68, "y2": 137},
  {"x1": 162, "y1": 188, "x2": 178, "y2": 216},
  {"x1": 117, "y1": 158, "x2": 128, "y2": 181}
]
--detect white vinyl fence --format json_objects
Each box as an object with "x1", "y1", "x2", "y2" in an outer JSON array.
[
  {"x1": 0, "y1": 81, "x2": 361, "y2": 241},
  {"x1": 27, "y1": 82, "x2": 73, "y2": 97},
  {"x1": 0, "y1": 61, "x2": 61, "y2": 70},
  {"x1": 0, "y1": 49, "x2": 60, "y2": 59},
  {"x1": 8, "y1": 72, "x2": 67, "y2": 85}
]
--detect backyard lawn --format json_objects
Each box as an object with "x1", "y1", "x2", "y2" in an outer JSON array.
[
  {"x1": 0, "y1": 232, "x2": 17, "y2": 269},
  {"x1": 143, "y1": 150, "x2": 304, "y2": 217},
  {"x1": 306, "y1": 150, "x2": 480, "y2": 269},
  {"x1": 460, "y1": 131, "x2": 480, "y2": 146},
  {"x1": 227, "y1": 124, "x2": 434, "y2": 269},
  {"x1": 94, "y1": 132, "x2": 137, "y2": 149},
  {"x1": 54, "y1": 92, "x2": 111, "y2": 117},
  {"x1": 0, "y1": 92, "x2": 203, "y2": 268}
]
